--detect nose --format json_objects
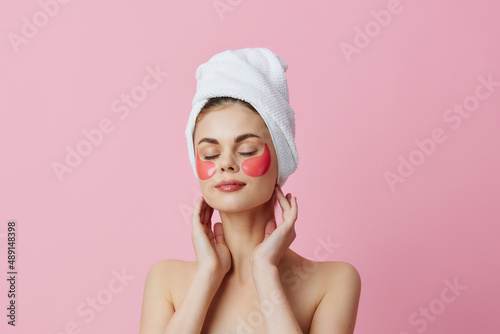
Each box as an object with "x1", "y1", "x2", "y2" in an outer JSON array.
[{"x1": 219, "y1": 152, "x2": 239, "y2": 173}]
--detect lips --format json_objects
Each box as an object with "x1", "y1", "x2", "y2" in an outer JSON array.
[{"x1": 215, "y1": 179, "x2": 246, "y2": 188}]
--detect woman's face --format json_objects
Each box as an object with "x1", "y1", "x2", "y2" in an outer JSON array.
[{"x1": 193, "y1": 103, "x2": 279, "y2": 212}]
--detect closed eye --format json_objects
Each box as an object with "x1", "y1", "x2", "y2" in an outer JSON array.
[{"x1": 204, "y1": 151, "x2": 257, "y2": 160}]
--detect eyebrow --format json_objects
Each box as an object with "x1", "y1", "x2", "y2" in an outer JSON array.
[{"x1": 197, "y1": 133, "x2": 261, "y2": 146}]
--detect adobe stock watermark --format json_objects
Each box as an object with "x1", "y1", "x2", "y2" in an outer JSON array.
[
  {"x1": 7, "y1": 0, "x2": 73, "y2": 54},
  {"x1": 179, "y1": 183, "x2": 227, "y2": 227},
  {"x1": 339, "y1": 0, "x2": 405, "y2": 64},
  {"x1": 399, "y1": 277, "x2": 467, "y2": 334},
  {"x1": 281, "y1": 234, "x2": 341, "y2": 291},
  {"x1": 385, "y1": 73, "x2": 499, "y2": 192},
  {"x1": 48, "y1": 267, "x2": 134, "y2": 334},
  {"x1": 51, "y1": 64, "x2": 169, "y2": 183},
  {"x1": 213, "y1": 0, "x2": 244, "y2": 21},
  {"x1": 178, "y1": 187, "x2": 204, "y2": 227},
  {"x1": 233, "y1": 234, "x2": 341, "y2": 333},
  {"x1": 231, "y1": 288, "x2": 287, "y2": 334}
]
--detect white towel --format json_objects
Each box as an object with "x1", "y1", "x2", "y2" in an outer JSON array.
[{"x1": 185, "y1": 47, "x2": 299, "y2": 187}]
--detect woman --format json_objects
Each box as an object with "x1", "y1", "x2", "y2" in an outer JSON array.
[{"x1": 139, "y1": 48, "x2": 361, "y2": 334}]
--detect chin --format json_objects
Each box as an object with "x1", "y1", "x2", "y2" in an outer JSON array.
[{"x1": 207, "y1": 196, "x2": 268, "y2": 213}]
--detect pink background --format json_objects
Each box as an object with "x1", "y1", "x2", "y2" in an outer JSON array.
[{"x1": 1, "y1": 0, "x2": 499, "y2": 333}]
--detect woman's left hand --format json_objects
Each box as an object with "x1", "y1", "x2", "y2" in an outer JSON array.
[{"x1": 250, "y1": 185, "x2": 298, "y2": 269}]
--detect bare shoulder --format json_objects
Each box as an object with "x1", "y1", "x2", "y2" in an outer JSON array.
[
  {"x1": 140, "y1": 260, "x2": 197, "y2": 333},
  {"x1": 147, "y1": 258, "x2": 196, "y2": 276},
  {"x1": 148, "y1": 259, "x2": 196, "y2": 283},
  {"x1": 299, "y1": 259, "x2": 361, "y2": 333},
  {"x1": 311, "y1": 260, "x2": 361, "y2": 294},
  {"x1": 286, "y1": 250, "x2": 360, "y2": 288},
  {"x1": 315, "y1": 261, "x2": 361, "y2": 316},
  {"x1": 323, "y1": 261, "x2": 361, "y2": 285}
]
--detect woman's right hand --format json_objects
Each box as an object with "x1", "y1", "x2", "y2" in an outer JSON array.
[{"x1": 191, "y1": 196, "x2": 232, "y2": 282}]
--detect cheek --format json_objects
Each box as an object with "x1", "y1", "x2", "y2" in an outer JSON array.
[
  {"x1": 196, "y1": 149, "x2": 216, "y2": 180},
  {"x1": 241, "y1": 143, "x2": 272, "y2": 177}
]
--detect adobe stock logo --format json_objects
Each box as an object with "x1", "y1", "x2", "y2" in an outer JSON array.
[
  {"x1": 281, "y1": 235, "x2": 340, "y2": 291},
  {"x1": 399, "y1": 277, "x2": 467, "y2": 334},
  {"x1": 48, "y1": 268, "x2": 134, "y2": 334},
  {"x1": 51, "y1": 64, "x2": 169, "y2": 183},
  {"x1": 233, "y1": 234, "x2": 341, "y2": 334},
  {"x1": 384, "y1": 73, "x2": 499, "y2": 192},
  {"x1": 178, "y1": 187, "x2": 204, "y2": 227},
  {"x1": 339, "y1": 0, "x2": 404, "y2": 63},
  {"x1": 213, "y1": 0, "x2": 244, "y2": 21},
  {"x1": 7, "y1": 0, "x2": 73, "y2": 53}
]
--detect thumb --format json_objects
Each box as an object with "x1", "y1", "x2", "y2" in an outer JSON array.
[{"x1": 264, "y1": 219, "x2": 277, "y2": 239}]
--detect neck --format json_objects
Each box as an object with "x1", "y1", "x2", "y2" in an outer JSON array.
[{"x1": 219, "y1": 197, "x2": 275, "y2": 285}]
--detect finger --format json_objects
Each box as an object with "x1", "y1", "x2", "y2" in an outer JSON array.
[
  {"x1": 200, "y1": 197, "x2": 208, "y2": 223},
  {"x1": 264, "y1": 219, "x2": 277, "y2": 239},
  {"x1": 206, "y1": 217, "x2": 213, "y2": 235},
  {"x1": 208, "y1": 228, "x2": 216, "y2": 246},
  {"x1": 275, "y1": 186, "x2": 291, "y2": 210},
  {"x1": 202, "y1": 197, "x2": 212, "y2": 218},
  {"x1": 204, "y1": 203, "x2": 213, "y2": 226},
  {"x1": 290, "y1": 196, "x2": 298, "y2": 222},
  {"x1": 192, "y1": 197, "x2": 204, "y2": 231},
  {"x1": 201, "y1": 199, "x2": 214, "y2": 229},
  {"x1": 291, "y1": 196, "x2": 298, "y2": 216},
  {"x1": 214, "y1": 222, "x2": 226, "y2": 245}
]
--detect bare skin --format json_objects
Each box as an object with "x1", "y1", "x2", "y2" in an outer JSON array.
[
  {"x1": 144, "y1": 250, "x2": 360, "y2": 334},
  {"x1": 139, "y1": 104, "x2": 361, "y2": 334}
]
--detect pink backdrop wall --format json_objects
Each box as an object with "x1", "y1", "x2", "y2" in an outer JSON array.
[{"x1": 1, "y1": 0, "x2": 499, "y2": 333}]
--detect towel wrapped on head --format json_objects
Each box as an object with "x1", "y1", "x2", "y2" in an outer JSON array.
[{"x1": 185, "y1": 47, "x2": 299, "y2": 188}]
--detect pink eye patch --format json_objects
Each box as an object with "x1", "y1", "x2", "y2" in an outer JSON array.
[
  {"x1": 241, "y1": 143, "x2": 271, "y2": 177},
  {"x1": 196, "y1": 148, "x2": 216, "y2": 180},
  {"x1": 196, "y1": 143, "x2": 271, "y2": 180}
]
